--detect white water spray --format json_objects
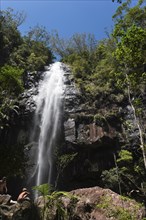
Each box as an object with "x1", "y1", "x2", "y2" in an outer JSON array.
[{"x1": 31, "y1": 62, "x2": 65, "y2": 190}]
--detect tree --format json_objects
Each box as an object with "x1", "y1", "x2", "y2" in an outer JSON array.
[
  {"x1": 10, "y1": 37, "x2": 53, "y2": 71},
  {"x1": 0, "y1": 8, "x2": 25, "y2": 66},
  {"x1": 0, "y1": 8, "x2": 54, "y2": 178},
  {"x1": 112, "y1": 0, "x2": 146, "y2": 169},
  {"x1": 114, "y1": 24, "x2": 146, "y2": 69},
  {"x1": 112, "y1": 0, "x2": 122, "y2": 3},
  {"x1": 112, "y1": 0, "x2": 146, "y2": 37},
  {"x1": 0, "y1": 65, "x2": 23, "y2": 95},
  {"x1": 0, "y1": 65, "x2": 23, "y2": 131},
  {"x1": 27, "y1": 25, "x2": 50, "y2": 47},
  {"x1": 0, "y1": 8, "x2": 54, "y2": 70},
  {"x1": 97, "y1": 0, "x2": 146, "y2": 200},
  {"x1": 50, "y1": 31, "x2": 97, "y2": 59},
  {"x1": 33, "y1": 183, "x2": 78, "y2": 219}
]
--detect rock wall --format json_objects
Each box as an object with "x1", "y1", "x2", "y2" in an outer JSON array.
[
  {"x1": 1, "y1": 63, "x2": 142, "y2": 196},
  {"x1": 57, "y1": 64, "x2": 124, "y2": 190}
]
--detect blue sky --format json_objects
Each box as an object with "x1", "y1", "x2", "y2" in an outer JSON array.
[{"x1": 1, "y1": 1, "x2": 136, "y2": 41}]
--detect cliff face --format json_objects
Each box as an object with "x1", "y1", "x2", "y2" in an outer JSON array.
[
  {"x1": 1, "y1": 63, "x2": 142, "y2": 196},
  {"x1": 57, "y1": 64, "x2": 124, "y2": 190}
]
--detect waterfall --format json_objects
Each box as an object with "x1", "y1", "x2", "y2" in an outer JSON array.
[{"x1": 30, "y1": 62, "x2": 65, "y2": 192}]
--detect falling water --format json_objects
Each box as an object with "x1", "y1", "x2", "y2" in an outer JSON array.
[{"x1": 30, "y1": 62, "x2": 65, "y2": 192}]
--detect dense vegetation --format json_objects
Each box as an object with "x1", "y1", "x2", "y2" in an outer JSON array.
[
  {"x1": 50, "y1": 0, "x2": 146, "y2": 203},
  {"x1": 0, "y1": 8, "x2": 54, "y2": 177},
  {"x1": 0, "y1": 0, "x2": 146, "y2": 205}
]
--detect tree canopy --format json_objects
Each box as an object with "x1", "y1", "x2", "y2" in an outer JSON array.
[{"x1": 0, "y1": 8, "x2": 54, "y2": 178}]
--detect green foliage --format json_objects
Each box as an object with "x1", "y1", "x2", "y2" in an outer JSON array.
[
  {"x1": 0, "y1": 7, "x2": 54, "y2": 129},
  {"x1": 0, "y1": 65, "x2": 24, "y2": 95},
  {"x1": 27, "y1": 25, "x2": 50, "y2": 46},
  {"x1": 113, "y1": 0, "x2": 146, "y2": 30},
  {"x1": 114, "y1": 24, "x2": 146, "y2": 69},
  {"x1": 117, "y1": 150, "x2": 133, "y2": 166},
  {"x1": 33, "y1": 183, "x2": 78, "y2": 220},
  {"x1": 0, "y1": 8, "x2": 54, "y2": 179},
  {"x1": 9, "y1": 25, "x2": 54, "y2": 71},
  {"x1": 112, "y1": 0, "x2": 146, "y2": 96},
  {"x1": 112, "y1": 0, "x2": 146, "y2": 81},
  {"x1": 10, "y1": 39, "x2": 53, "y2": 71},
  {"x1": 50, "y1": 32, "x2": 102, "y2": 97},
  {"x1": 1, "y1": 2, "x2": 146, "y2": 202},
  {"x1": 101, "y1": 148, "x2": 146, "y2": 203},
  {"x1": 46, "y1": 191, "x2": 78, "y2": 220},
  {"x1": 57, "y1": 153, "x2": 78, "y2": 171},
  {"x1": 112, "y1": 0, "x2": 146, "y2": 176},
  {"x1": 102, "y1": 168, "x2": 120, "y2": 192},
  {"x1": 96, "y1": 194, "x2": 141, "y2": 220},
  {"x1": 33, "y1": 183, "x2": 53, "y2": 219},
  {"x1": 33, "y1": 183, "x2": 53, "y2": 197},
  {"x1": 0, "y1": 98, "x2": 19, "y2": 129},
  {"x1": 62, "y1": 37, "x2": 119, "y2": 101},
  {"x1": 0, "y1": 65, "x2": 23, "y2": 129},
  {"x1": 50, "y1": 31, "x2": 97, "y2": 58},
  {"x1": 49, "y1": 6, "x2": 146, "y2": 201},
  {"x1": 0, "y1": 8, "x2": 53, "y2": 70},
  {"x1": 0, "y1": 8, "x2": 24, "y2": 66},
  {"x1": 56, "y1": 152, "x2": 78, "y2": 187}
]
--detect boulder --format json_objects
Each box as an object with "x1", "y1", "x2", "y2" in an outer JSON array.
[
  {"x1": 0, "y1": 195, "x2": 39, "y2": 220},
  {"x1": 35, "y1": 186, "x2": 145, "y2": 220}
]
